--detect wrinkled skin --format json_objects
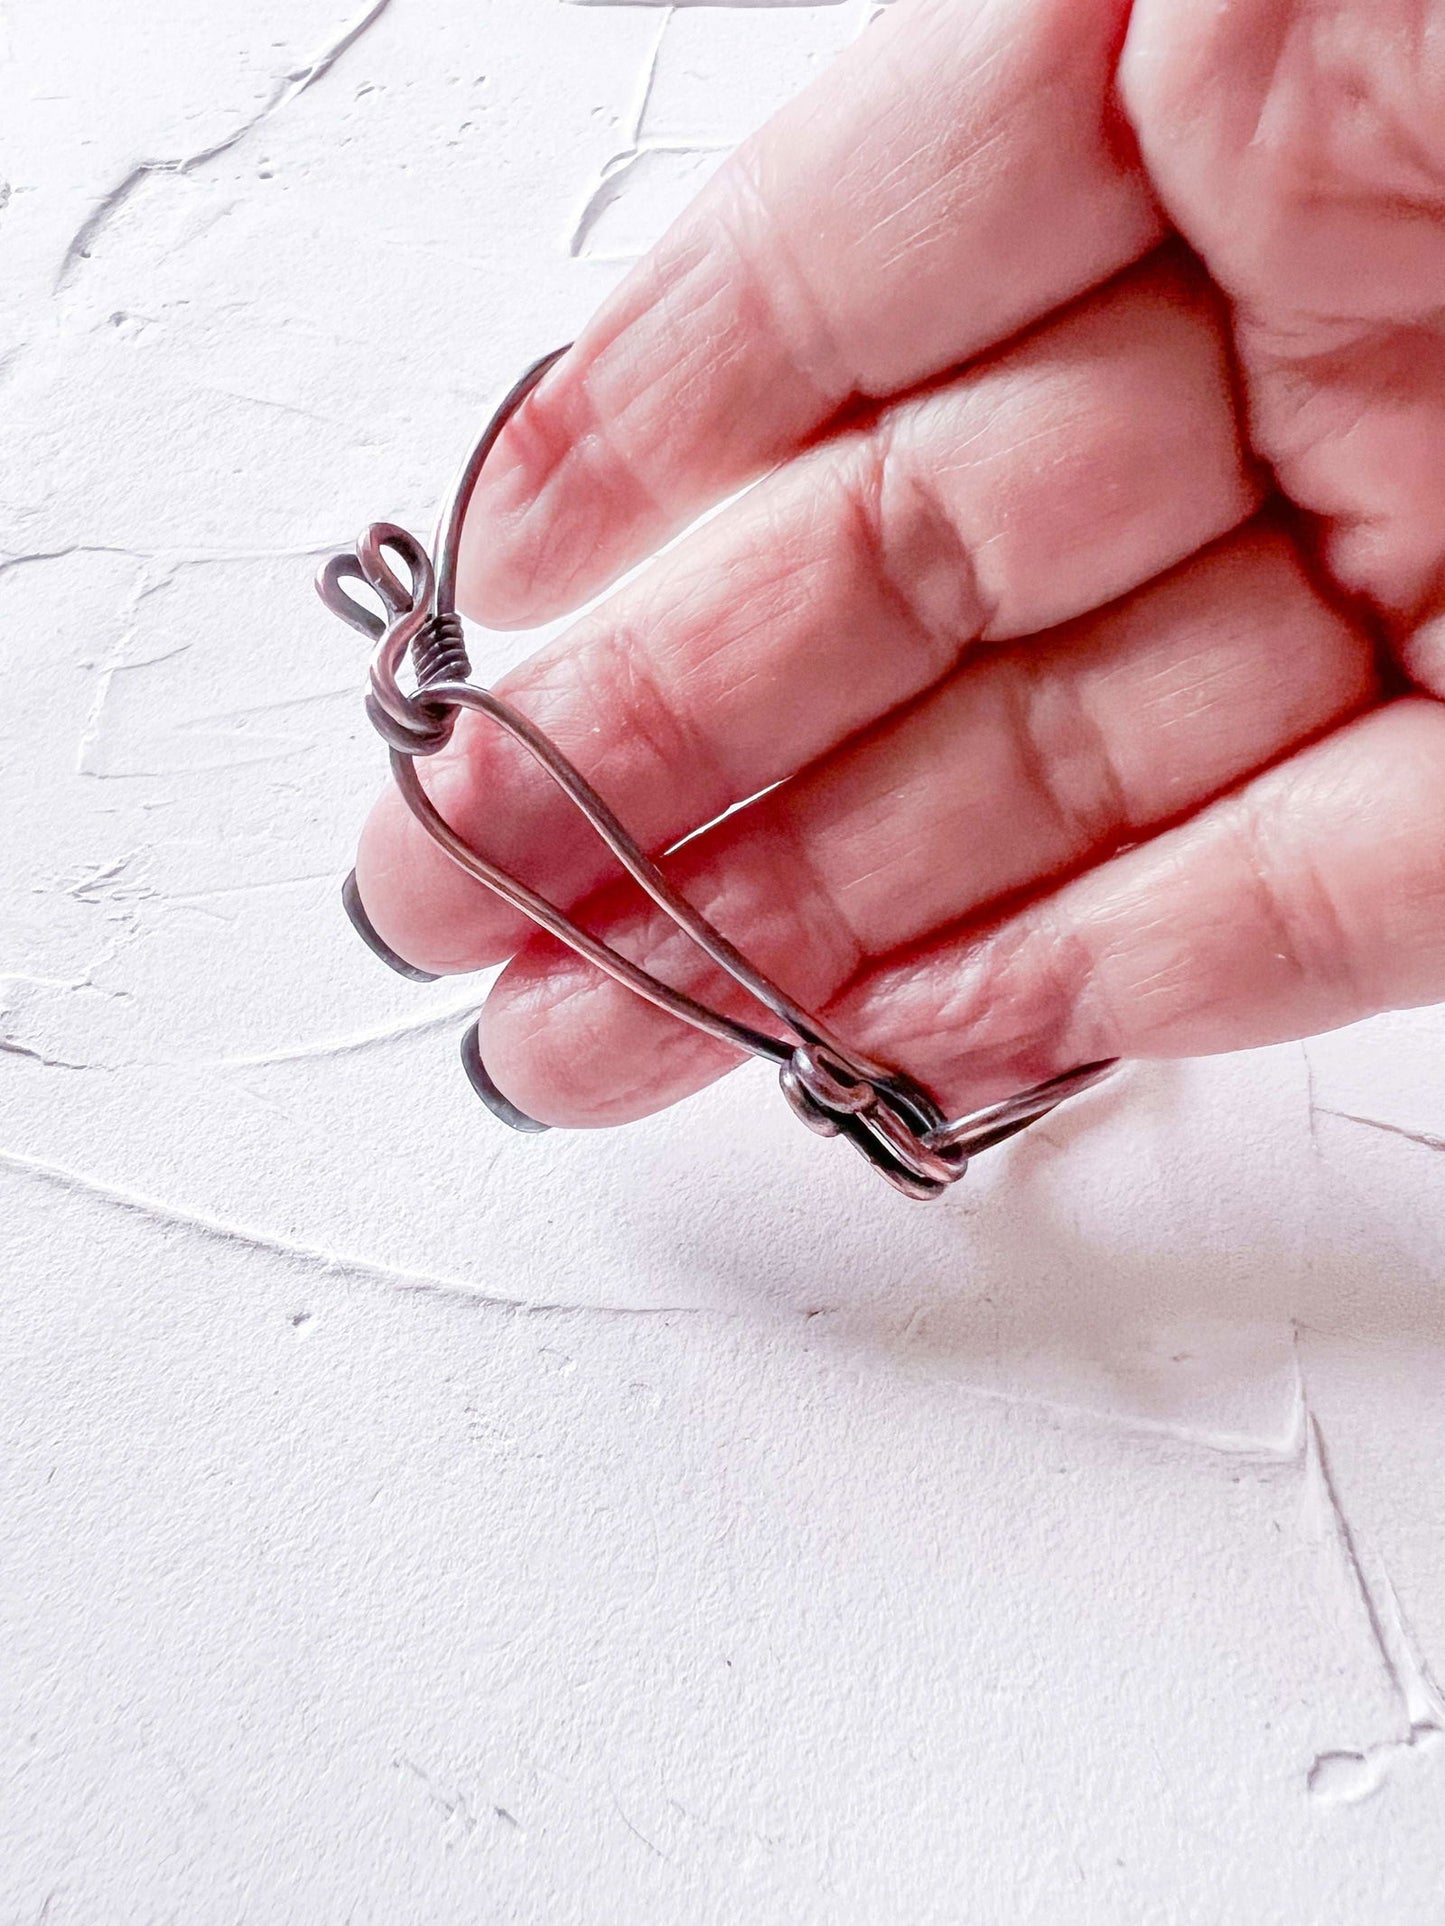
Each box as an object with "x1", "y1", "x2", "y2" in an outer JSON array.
[{"x1": 354, "y1": 0, "x2": 1445, "y2": 1129}]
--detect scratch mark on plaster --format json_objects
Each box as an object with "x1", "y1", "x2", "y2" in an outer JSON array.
[
  {"x1": 0, "y1": 542, "x2": 336, "y2": 581},
  {"x1": 183, "y1": 685, "x2": 355, "y2": 725},
  {"x1": 1279, "y1": 1322, "x2": 1309, "y2": 1462},
  {"x1": 152, "y1": 542, "x2": 340, "y2": 568},
  {"x1": 0, "y1": 1039, "x2": 92, "y2": 1072},
  {"x1": 569, "y1": 144, "x2": 728, "y2": 259},
  {"x1": 1005, "y1": 1383, "x2": 1291, "y2": 1460},
  {"x1": 1316, "y1": 1109, "x2": 1445, "y2": 1154},
  {"x1": 54, "y1": 0, "x2": 396, "y2": 290},
  {"x1": 904, "y1": 1335, "x2": 1309, "y2": 1463},
  {"x1": 74, "y1": 565, "x2": 153, "y2": 776},
  {"x1": 628, "y1": 8, "x2": 673, "y2": 147},
  {"x1": 103, "y1": 639, "x2": 193, "y2": 677},
  {"x1": 197, "y1": 383, "x2": 344, "y2": 429},
  {"x1": 1300, "y1": 1040, "x2": 1323, "y2": 1159},
  {"x1": 90, "y1": 749, "x2": 314, "y2": 781},
  {"x1": 0, "y1": 545, "x2": 103, "y2": 582},
  {"x1": 0, "y1": 968, "x2": 92, "y2": 994},
  {"x1": 223, "y1": 1076, "x2": 299, "y2": 1123},
  {"x1": 612, "y1": 1788, "x2": 671, "y2": 1860},
  {"x1": 0, "y1": 1145, "x2": 711, "y2": 1318},
  {"x1": 76, "y1": 605, "x2": 350, "y2": 780},
  {"x1": 1305, "y1": 1411, "x2": 1445, "y2": 1805},
  {"x1": 394, "y1": 1755, "x2": 479, "y2": 1845},
  {"x1": 217, "y1": 999, "x2": 486, "y2": 1068},
  {"x1": 66, "y1": 855, "x2": 148, "y2": 904},
  {"x1": 893, "y1": 1303, "x2": 927, "y2": 1356},
  {"x1": 62, "y1": 859, "x2": 122, "y2": 899},
  {"x1": 166, "y1": 871, "x2": 334, "y2": 906},
  {"x1": 0, "y1": 968, "x2": 119, "y2": 1072}
]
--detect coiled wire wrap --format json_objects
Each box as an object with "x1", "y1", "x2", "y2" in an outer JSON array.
[
  {"x1": 413, "y1": 610, "x2": 470, "y2": 691},
  {"x1": 317, "y1": 348, "x2": 1117, "y2": 1199}
]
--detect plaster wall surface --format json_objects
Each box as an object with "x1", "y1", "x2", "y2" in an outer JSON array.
[{"x1": 2, "y1": 3, "x2": 1445, "y2": 1920}]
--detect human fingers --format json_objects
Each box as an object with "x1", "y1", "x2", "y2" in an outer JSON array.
[
  {"x1": 459, "y1": 0, "x2": 1162, "y2": 625},
  {"x1": 828, "y1": 697, "x2": 1445, "y2": 1113},
  {"x1": 357, "y1": 254, "x2": 1256, "y2": 975},
  {"x1": 468, "y1": 521, "x2": 1375, "y2": 1125},
  {"x1": 1120, "y1": 0, "x2": 1445, "y2": 625}
]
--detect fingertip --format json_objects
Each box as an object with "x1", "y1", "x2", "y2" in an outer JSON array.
[
  {"x1": 473, "y1": 951, "x2": 613, "y2": 1130},
  {"x1": 341, "y1": 868, "x2": 440, "y2": 982},
  {"x1": 354, "y1": 768, "x2": 516, "y2": 977},
  {"x1": 459, "y1": 1019, "x2": 550, "y2": 1133},
  {"x1": 353, "y1": 783, "x2": 454, "y2": 975},
  {"x1": 477, "y1": 938, "x2": 743, "y2": 1130}
]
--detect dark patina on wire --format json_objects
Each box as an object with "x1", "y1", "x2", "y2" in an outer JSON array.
[{"x1": 318, "y1": 349, "x2": 1115, "y2": 1199}]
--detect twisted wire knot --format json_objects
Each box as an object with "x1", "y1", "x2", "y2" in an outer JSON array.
[{"x1": 317, "y1": 523, "x2": 466, "y2": 755}]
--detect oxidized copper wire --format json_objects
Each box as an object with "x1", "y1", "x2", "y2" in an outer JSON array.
[{"x1": 318, "y1": 350, "x2": 1116, "y2": 1199}]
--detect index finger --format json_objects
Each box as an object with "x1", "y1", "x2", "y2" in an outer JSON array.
[{"x1": 462, "y1": 0, "x2": 1161, "y2": 626}]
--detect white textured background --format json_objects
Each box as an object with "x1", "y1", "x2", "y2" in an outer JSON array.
[{"x1": 4, "y1": 3, "x2": 1445, "y2": 1920}]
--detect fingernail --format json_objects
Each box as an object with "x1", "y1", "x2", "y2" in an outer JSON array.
[
  {"x1": 460, "y1": 1020, "x2": 550, "y2": 1133},
  {"x1": 342, "y1": 870, "x2": 441, "y2": 983}
]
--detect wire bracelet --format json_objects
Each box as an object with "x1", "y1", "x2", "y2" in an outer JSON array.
[{"x1": 317, "y1": 349, "x2": 1116, "y2": 1200}]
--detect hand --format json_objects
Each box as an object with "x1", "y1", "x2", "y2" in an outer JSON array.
[{"x1": 352, "y1": 0, "x2": 1445, "y2": 1129}]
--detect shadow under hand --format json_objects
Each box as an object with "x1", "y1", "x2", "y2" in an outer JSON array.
[{"x1": 615, "y1": 1047, "x2": 1445, "y2": 1454}]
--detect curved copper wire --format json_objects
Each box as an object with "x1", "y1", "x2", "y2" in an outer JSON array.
[{"x1": 318, "y1": 350, "x2": 1116, "y2": 1198}]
